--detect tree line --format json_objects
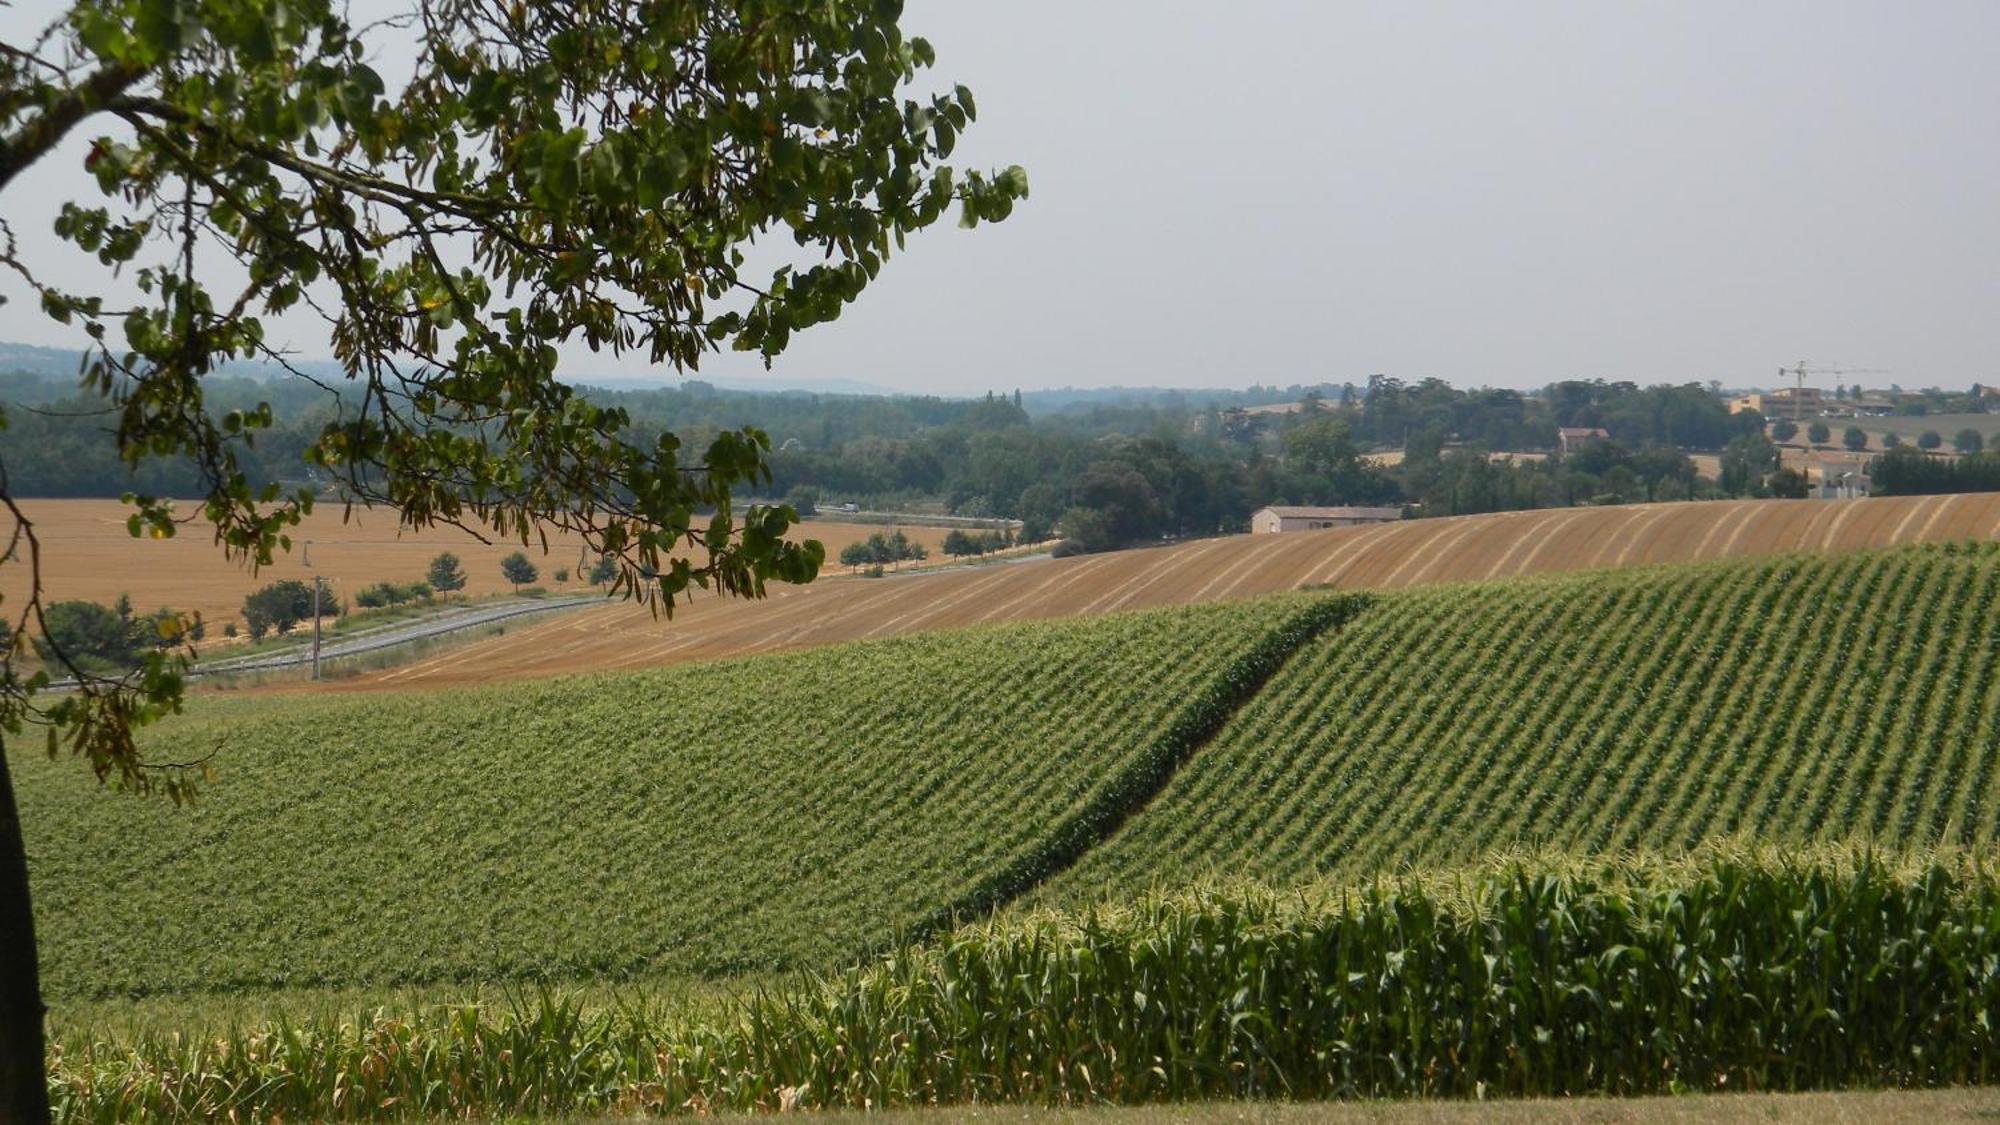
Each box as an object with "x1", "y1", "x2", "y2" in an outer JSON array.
[{"x1": 3, "y1": 370, "x2": 1802, "y2": 555}]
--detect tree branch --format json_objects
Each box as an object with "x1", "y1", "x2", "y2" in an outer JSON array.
[{"x1": 0, "y1": 58, "x2": 149, "y2": 191}]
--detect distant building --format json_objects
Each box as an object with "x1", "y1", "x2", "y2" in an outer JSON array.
[
  {"x1": 1250, "y1": 506, "x2": 1403, "y2": 534},
  {"x1": 1556, "y1": 427, "x2": 1611, "y2": 455},
  {"x1": 1814, "y1": 471, "x2": 1871, "y2": 500},
  {"x1": 1728, "y1": 387, "x2": 1824, "y2": 416}
]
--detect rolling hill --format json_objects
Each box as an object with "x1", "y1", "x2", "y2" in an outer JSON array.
[
  {"x1": 19, "y1": 539, "x2": 2000, "y2": 1007},
  {"x1": 352, "y1": 494, "x2": 2000, "y2": 688}
]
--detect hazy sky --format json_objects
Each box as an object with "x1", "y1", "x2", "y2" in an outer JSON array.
[{"x1": 4, "y1": 1, "x2": 1997, "y2": 394}]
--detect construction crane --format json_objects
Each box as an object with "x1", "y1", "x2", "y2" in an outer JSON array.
[{"x1": 1776, "y1": 361, "x2": 1892, "y2": 423}]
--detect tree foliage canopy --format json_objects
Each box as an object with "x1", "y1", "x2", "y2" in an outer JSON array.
[
  {"x1": 0, "y1": 0, "x2": 1026, "y2": 787},
  {"x1": 0, "y1": 7, "x2": 1023, "y2": 1114}
]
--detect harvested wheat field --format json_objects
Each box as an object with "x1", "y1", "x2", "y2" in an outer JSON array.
[
  {"x1": 0, "y1": 497, "x2": 948, "y2": 632},
  {"x1": 349, "y1": 493, "x2": 2000, "y2": 689}
]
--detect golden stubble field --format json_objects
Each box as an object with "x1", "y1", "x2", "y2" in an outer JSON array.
[
  {"x1": 0, "y1": 498, "x2": 948, "y2": 633},
  {"x1": 349, "y1": 492, "x2": 2000, "y2": 690}
]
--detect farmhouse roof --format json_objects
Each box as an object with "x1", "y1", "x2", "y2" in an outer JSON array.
[{"x1": 1256, "y1": 506, "x2": 1403, "y2": 519}]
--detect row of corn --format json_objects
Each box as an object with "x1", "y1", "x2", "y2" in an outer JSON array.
[{"x1": 51, "y1": 849, "x2": 2000, "y2": 1121}]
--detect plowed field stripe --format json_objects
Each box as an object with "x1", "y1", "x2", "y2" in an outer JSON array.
[
  {"x1": 1299, "y1": 521, "x2": 1410, "y2": 587},
  {"x1": 1610, "y1": 505, "x2": 1677, "y2": 568},
  {"x1": 1817, "y1": 500, "x2": 1867, "y2": 551},
  {"x1": 1509, "y1": 509, "x2": 1597, "y2": 577}
]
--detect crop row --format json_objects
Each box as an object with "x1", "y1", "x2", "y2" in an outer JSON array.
[
  {"x1": 50, "y1": 850, "x2": 2000, "y2": 1121},
  {"x1": 19, "y1": 594, "x2": 1325, "y2": 1000},
  {"x1": 1052, "y1": 540, "x2": 2000, "y2": 898}
]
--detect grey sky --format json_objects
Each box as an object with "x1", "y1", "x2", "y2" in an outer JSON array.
[{"x1": 4, "y1": 1, "x2": 1997, "y2": 394}]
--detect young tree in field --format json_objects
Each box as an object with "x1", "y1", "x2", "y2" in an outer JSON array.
[
  {"x1": 1844, "y1": 426, "x2": 1870, "y2": 452},
  {"x1": 1918, "y1": 430, "x2": 1943, "y2": 451},
  {"x1": 1955, "y1": 428, "x2": 1986, "y2": 455},
  {"x1": 942, "y1": 529, "x2": 977, "y2": 557},
  {"x1": 427, "y1": 553, "x2": 469, "y2": 594},
  {"x1": 1769, "y1": 419, "x2": 1798, "y2": 443},
  {"x1": 1882, "y1": 431, "x2": 1903, "y2": 450},
  {"x1": 0, "y1": 3, "x2": 1025, "y2": 1116},
  {"x1": 1808, "y1": 420, "x2": 1832, "y2": 446},
  {"x1": 500, "y1": 552, "x2": 540, "y2": 592},
  {"x1": 838, "y1": 541, "x2": 873, "y2": 571},
  {"x1": 553, "y1": 568, "x2": 570, "y2": 586}
]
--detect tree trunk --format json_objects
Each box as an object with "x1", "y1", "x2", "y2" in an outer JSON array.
[{"x1": 0, "y1": 742, "x2": 52, "y2": 1125}]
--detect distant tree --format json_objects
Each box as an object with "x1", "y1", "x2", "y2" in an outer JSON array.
[
  {"x1": 785, "y1": 486, "x2": 820, "y2": 520},
  {"x1": 553, "y1": 568, "x2": 570, "y2": 586},
  {"x1": 588, "y1": 555, "x2": 618, "y2": 586},
  {"x1": 1918, "y1": 430, "x2": 1943, "y2": 451},
  {"x1": 426, "y1": 553, "x2": 468, "y2": 594},
  {"x1": 241, "y1": 579, "x2": 324, "y2": 641},
  {"x1": 1843, "y1": 427, "x2": 1870, "y2": 452},
  {"x1": 1719, "y1": 434, "x2": 1780, "y2": 496},
  {"x1": 500, "y1": 552, "x2": 540, "y2": 592},
  {"x1": 402, "y1": 582, "x2": 433, "y2": 602},
  {"x1": 1767, "y1": 467, "x2": 1810, "y2": 499},
  {"x1": 1058, "y1": 507, "x2": 1116, "y2": 553},
  {"x1": 1769, "y1": 419, "x2": 1798, "y2": 443},
  {"x1": 1808, "y1": 421, "x2": 1832, "y2": 446},
  {"x1": 32, "y1": 602, "x2": 139, "y2": 669},
  {"x1": 1882, "y1": 432, "x2": 1903, "y2": 450},
  {"x1": 838, "y1": 541, "x2": 873, "y2": 571},
  {"x1": 1955, "y1": 429, "x2": 1986, "y2": 455},
  {"x1": 941, "y1": 530, "x2": 978, "y2": 558}
]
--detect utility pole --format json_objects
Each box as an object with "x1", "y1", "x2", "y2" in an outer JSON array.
[
  {"x1": 311, "y1": 577, "x2": 323, "y2": 680},
  {"x1": 304, "y1": 540, "x2": 322, "y2": 680}
]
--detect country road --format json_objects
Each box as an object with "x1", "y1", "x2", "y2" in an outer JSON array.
[
  {"x1": 188, "y1": 594, "x2": 602, "y2": 678},
  {"x1": 48, "y1": 594, "x2": 602, "y2": 688}
]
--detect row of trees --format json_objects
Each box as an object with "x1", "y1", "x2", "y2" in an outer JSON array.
[
  {"x1": 1870, "y1": 448, "x2": 2000, "y2": 495},
  {"x1": 1774, "y1": 420, "x2": 1987, "y2": 454},
  {"x1": 837, "y1": 532, "x2": 931, "y2": 572},
  {"x1": 941, "y1": 529, "x2": 1014, "y2": 557}
]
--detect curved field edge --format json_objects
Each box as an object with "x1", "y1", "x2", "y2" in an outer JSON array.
[
  {"x1": 15, "y1": 592, "x2": 1341, "y2": 1001},
  {"x1": 1046, "y1": 538, "x2": 2000, "y2": 902},
  {"x1": 47, "y1": 850, "x2": 2000, "y2": 1123},
  {"x1": 344, "y1": 494, "x2": 2000, "y2": 688}
]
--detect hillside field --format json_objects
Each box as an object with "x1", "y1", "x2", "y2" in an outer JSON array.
[
  {"x1": 0, "y1": 497, "x2": 948, "y2": 633},
  {"x1": 20, "y1": 540, "x2": 2000, "y2": 1009},
  {"x1": 24, "y1": 538, "x2": 2000, "y2": 1120},
  {"x1": 356, "y1": 493, "x2": 2000, "y2": 687}
]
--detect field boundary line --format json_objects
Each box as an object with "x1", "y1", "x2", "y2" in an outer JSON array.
[{"x1": 888, "y1": 592, "x2": 1375, "y2": 950}]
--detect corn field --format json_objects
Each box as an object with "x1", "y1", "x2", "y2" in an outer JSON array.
[
  {"x1": 1054, "y1": 541, "x2": 2000, "y2": 899},
  {"x1": 48, "y1": 852, "x2": 2000, "y2": 1121},
  {"x1": 18, "y1": 593, "x2": 1328, "y2": 1000}
]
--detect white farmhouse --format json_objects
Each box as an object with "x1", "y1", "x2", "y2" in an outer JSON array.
[{"x1": 1249, "y1": 505, "x2": 1403, "y2": 534}]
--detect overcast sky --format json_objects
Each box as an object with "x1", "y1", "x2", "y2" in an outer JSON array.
[{"x1": 4, "y1": 1, "x2": 1998, "y2": 394}]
